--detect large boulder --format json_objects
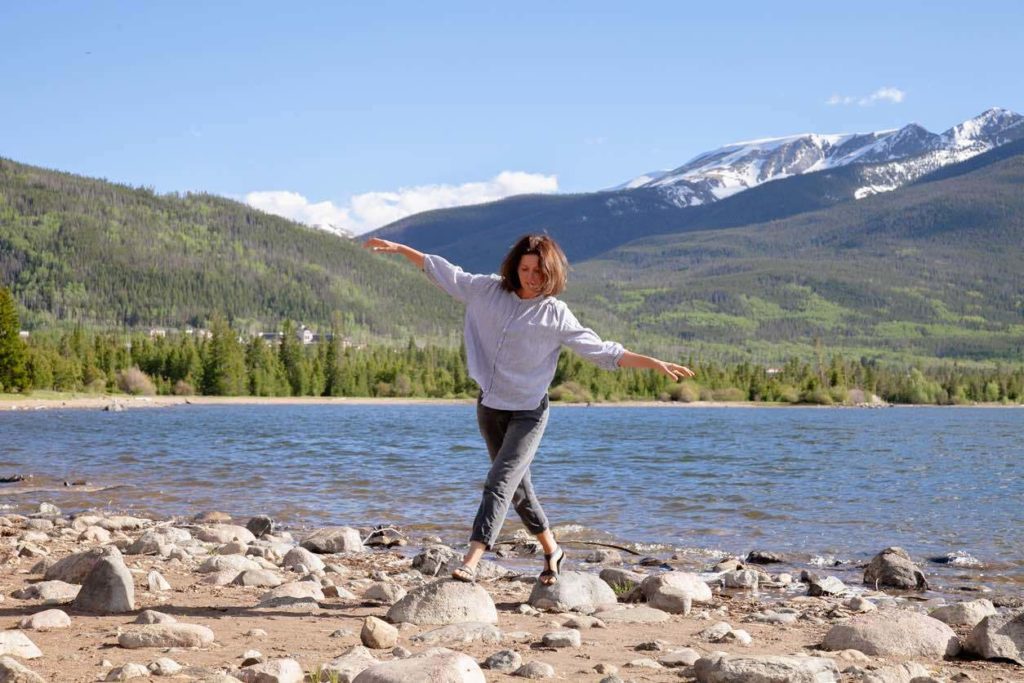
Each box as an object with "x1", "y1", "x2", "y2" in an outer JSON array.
[
  {"x1": 410, "y1": 623, "x2": 502, "y2": 646},
  {"x1": 693, "y1": 653, "x2": 839, "y2": 682},
  {"x1": 11, "y1": 580, "x2": 80, "y2": 605},
  {"x1": 0, "y1": 632, "x2": 43, "y2": 659},
  {"x1": 71, "y1": 557, "x2": 135, "y2": 614},
  {"x1": 44, "y1": 546, "x2": 122, "y2": 584},
  {"x1": 260, "y1": 581, "x2": 325, "y2": 603},
  {"x1": 863, "y1": 547, "x2": 928, "y2": 591},
  {"x1": 930, "y1": 599, "x2": 998, "y2": 628},
  {"x1": 118, "y1": 623, "x2": 215, "y2": 649},
  {"x1": 528, "y1": 571, "x2": 617, "y2": 613},
  {"x1": 963, "y1": 609, "x2": 1024, "y2": 664},
  {"x1": 352, "y1": 648, "x2": 485, "y2": 683},
  {"x1": 386, "y1": 580, "x2": 497, "y2": 625},
  {"x1": 282, "y1": 547, "x2": 326, "y2": 572},
  {"x1": 0, "y1": 656, "x2": 46, "y2": 682},
  {"x1": 18, "y1": 609, "x2": 71, "y2": 630},
  {"x1": 301, "y1": 527, "x2": 364, "y2": 554},
  {"x1": 234, "y1": 658, "x2": 304, "y2": 683},
  {"x1": 199, "y1": 554, "x2": 261, "y2": 574},
  {"x1": 822, "y1": 610, "x2": 960, "y2": 658},
  {"x1": 598, "y1": 567, "x2": 645, "y2": 593},
  {"x1": 640, "y1": 571, "x2": 713, "y2": 614}
]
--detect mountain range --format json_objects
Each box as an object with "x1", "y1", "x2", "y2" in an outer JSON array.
[{"x1": 372, "y1": 108, "x2": 1024, "y2": 273}]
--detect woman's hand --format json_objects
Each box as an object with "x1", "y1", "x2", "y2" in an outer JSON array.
[
  {"x1": 618, "y1": 351, "x2": 695, "y2": 381},
  {"x1": 363, "y1": 238, "x2": 425, "y2": 269},
  {"x1": 363, "y1": 237, "x2": 402, "y2": 253},
  {"x1": 652, "y1": 359, "x2": 696, "y2": 381}
]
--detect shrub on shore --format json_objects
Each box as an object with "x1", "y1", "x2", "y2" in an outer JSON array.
[{"x1": 117, "y1": 367, "x2": 156, "y2": 396}]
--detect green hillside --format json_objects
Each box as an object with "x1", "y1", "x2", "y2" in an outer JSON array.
[
  {"x1": 566, "y1": 148, "x2": 1024, "y2": 363},
  {"x1": 0, "y1": 158, "x2": 460, "y2": 339}
]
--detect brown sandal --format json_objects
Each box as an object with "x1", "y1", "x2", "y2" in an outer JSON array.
[{"x1": 451, "y1": 564, "x2": 477, "y2": 583}]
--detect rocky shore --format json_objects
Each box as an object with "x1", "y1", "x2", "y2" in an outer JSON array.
[{"x1": 0, "y1": 505, "x2": 1021, "y2": 682}]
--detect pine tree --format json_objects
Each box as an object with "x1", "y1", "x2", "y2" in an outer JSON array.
[
  {"x1": 0, "y1": 286, "x2": 30, "y2": 392},
  {"x1": 201, "y1": 315, "x2": 247, "y2": 396}
]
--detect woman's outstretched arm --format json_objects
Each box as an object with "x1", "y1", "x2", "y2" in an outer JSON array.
[
  {"x1": 363, "y1": 237, "x2": 425, "y2": 270},
  {"x1": 618, "y1": 350, "x2": 695, "y2": 381}
]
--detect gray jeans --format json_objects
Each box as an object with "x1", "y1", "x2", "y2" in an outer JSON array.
[{"x1": 470, "y1": 395, "x2": 550, "y2": 549}]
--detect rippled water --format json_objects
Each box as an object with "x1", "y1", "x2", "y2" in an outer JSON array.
[{"x1": 2, "y1": 404, "x2": 1022, "y2": 591}]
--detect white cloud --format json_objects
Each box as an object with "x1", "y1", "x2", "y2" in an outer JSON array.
[
  {"x1": 826, "y1": 86, "x2": 906, "y2": 107},
  {"x1": 245, "y1": 171, "x2": 558, "y2": 236}
]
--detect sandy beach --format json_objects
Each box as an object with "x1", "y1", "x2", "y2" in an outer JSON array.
[{"x1": 0, "y1": 507, "x2": 1020, "y2": 682}]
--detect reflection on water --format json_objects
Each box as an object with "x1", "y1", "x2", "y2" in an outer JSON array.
[{"x1": 2, "y1": 404, "x2": 1022, "y2": 590}]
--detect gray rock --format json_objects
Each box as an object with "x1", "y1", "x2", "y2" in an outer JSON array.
[
  {"x1": 134, "y1": 609, "x2": 177, "y2": 624},
  {"x1": 201, "y1": 569, "x2": 243, "y2": 586},
  {"x1": 863, "y1": 547, "x2": 928, "y2": 591},
  {"x1": 282, "y1": 547, "x2": 326, "y2": 572},
  {"x1": 301, "y1": 526, "x2": 364, "y2": 554},
  {"x1": 0, "y1": 631, "x2": 43, "y2": 659},
  {"x1": 700, "y1": 621, "x2": 735, "y2": 642},
  {"x1": 659, "y1": 648, "x2": 701, "y2": 667},
  {"x1": 260, "y1": 581, "x2": 325, "y2": 603},
  {"x1": 364, "y1": 582, "x2": 407, "y2": 605},
  {"x1": 71, "y1": 556, "x2": 135, "y2": 614},
  {"x1": 361, "y1": 617, "x2": 399, "y2": 649},
  {"x1": 96, "y1": 515, "x2": 151, "y2": 531},
  {"x1": 843, "y1": 597, "x2": 877, "y2": 613},
  {"x1": 722, "y1": 569, "x2": 760, "y2": 589},
  {"x1": 411, "y1": 622, "x2": 502, "y2": 646},
  {"x1": 148, "y1": 658, "x2": 183, "y2": 676},
  {"x1": 352, "y1": 648, "x2": 485, "y2": 682},
  {"x1": 822, "y1": 610, "x2": 960, "y2": 658},
  {"x1": 319, "y1": 645, "x2": 380, "y2": 683},
  {"x1": 598, "y1": 567, "x2": 645, "y2": 593},
  {"x1": 234, "y1": 569, "x2": 285, "y2": 588},
  {"x1": 929, "y1": 599, "x2": 997, "y2": 627},
  {"x1": 0, "y1": 656, "x2": 46, "y2": 682},
  {"x1": 693, "y1": 653, "x2": 839, "y2": 682},
  {"x1": 147, "y1": 570, "x2": 172, "y2": 592},
  {"x1": 199, "y1": 554, "x2": 261, "y2": 574},
  {"x1": 561, "y1": 614, "x2": 605, "y2": 628},
  {"x1": 528, "y1": 571, "x2": 616, "y2": 613},
  {"x1": 541, "y1": 629, "x2": 580, "y2": 648},
  {"x1": 843, "y1": 662, "x2": 931, "y2": 683},
  {"x1": 195, "y1": 525, "x2": 256, "y2": 545},
  {"x1": 235, "y1": 658, "x2": 304, "y2": 682},
  {"x1": 593, "y1": 605, "x2": 671, "y2": 623},
  {"x1": 806, "y1": 574, "x2": 848, "y2": 597},
  {"x1": 746, "y1": 550, "x2": 790, "y2": 564},
  {"x1": 18, "y1": 609, "x2": 70, "y2": 630},
  {"x1": 118, "y1": 623, "x2": 216, "y2": 649},
  {"x1": 386, "y1": 579, "x2": 497, "y2": 625},
  {"x1": 246, "y1": 516, "x2": 275, "y2": 539},
  {"x1": 43, "y1": 546, "x2": 123, "y2": 584},
  {"x1": 11, "y1": 580, "x2": 80, "y2": 604},
  {"x1": 640, "y1": 571, "x2": 712, "y2": 613},
  {"x1": 626, "y1": 657, "x2": 662, "y2": 669},
  {"x1": 963, "y1": 609, "x2": 1024, "y2": 664},
  {"x1": 512, "y1": 661, "x2": 554, "y2": 679},
  {"x1": 583, "y1": 549, "x2": 622, "y2": 564},
  {"x1": 748, "y1": 609, "x2": 800, "y2": 625},
  {"x1": 482, "y1": 650, "x2": 522, "y2": 672},
  {"x1": 126, "y1": 527, "x2": 192, "y2": 554},
  {"x1": 105, "y1": 663, "x2": 150, "y2": 680}
]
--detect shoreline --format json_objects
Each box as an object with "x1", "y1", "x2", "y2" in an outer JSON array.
[{"x1": 2, "y1": 393, "x2": 1020, "y2": 411}]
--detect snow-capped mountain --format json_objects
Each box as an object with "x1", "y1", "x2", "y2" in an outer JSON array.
[{"x1": 620, "y1": 108, "x2": 1024, "y2": 206}]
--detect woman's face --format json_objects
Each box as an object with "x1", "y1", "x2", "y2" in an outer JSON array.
[{"x1": 517, "y1": 254, "x2": 545, "y2": 298}]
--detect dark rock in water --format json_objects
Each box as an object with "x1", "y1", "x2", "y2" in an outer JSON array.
[
  {"x1": 364, "y1": 525, "x2": 407, "y2": 548},
  {"x1": 246, "y1": 515, "x2": 275, "y2": 539},
  {"x1": 746, "y1": 550, "x2": 788, "y2": 564},
  {"x1": 62, "y1": 480, "x2": 90, "y2": 487},
  {"x1": 804, "y1": 573, "x2": 848, "y2": 597},
  {"x1": 639, "y1": 556, "x2": 668, "y2": 568},
  {"x1": 0, "y1": 475, "x2": 27, "y2": 484},
  {"x1": 864, "y1": 547, "x2": 928, "y2": 591},
  {"x1": 928, "y1": 551, "x2": 984, "y2": 568}
]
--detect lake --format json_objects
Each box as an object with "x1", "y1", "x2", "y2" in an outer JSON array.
[{"x1": 3, "y1": 403, "x2": 1022, "y2": 594}]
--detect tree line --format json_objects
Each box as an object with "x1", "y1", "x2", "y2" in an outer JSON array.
[{"x1": 2, "y1": 291, "x2": 1021, "y2": 405}]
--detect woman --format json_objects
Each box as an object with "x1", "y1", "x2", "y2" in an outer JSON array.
[{"x1": 364, "y1": 234, "x2": 694, "y2": 585}]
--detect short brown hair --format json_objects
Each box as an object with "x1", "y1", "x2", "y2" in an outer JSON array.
[{"x1": 499, "y1": 234, "x2": 569, "y2": 297}]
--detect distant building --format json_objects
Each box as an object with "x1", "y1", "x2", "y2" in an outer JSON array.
[
  {"x1": 19, "y1": 330, "x2": 29, "y2": 339},
  {"x1": 148, "y1": 327, "x2": 168, "y2": 339}
]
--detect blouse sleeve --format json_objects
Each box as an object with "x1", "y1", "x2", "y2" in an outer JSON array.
[
  {"x1": 422, "y1": 254, "x2": 497, "y2": 303},
  {"x1": 558, "y1": 306, "x2": 625, "y2": 371}
]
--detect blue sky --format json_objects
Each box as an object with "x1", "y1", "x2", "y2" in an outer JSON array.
[{"x1": 2, "y1": 1, "x2": 1022, "y2": 233}]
